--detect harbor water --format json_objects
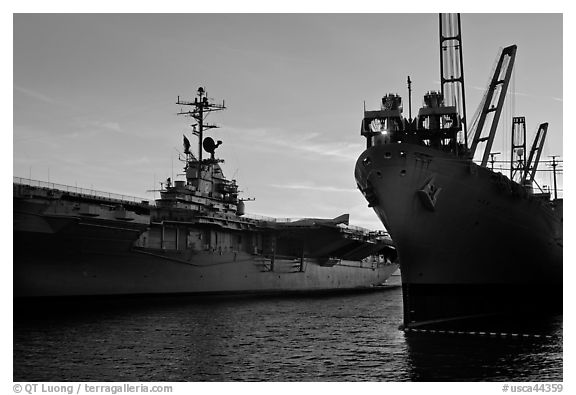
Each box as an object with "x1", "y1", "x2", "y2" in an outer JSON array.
[{"x1": 13, "y1": 276, "x2": 562, "y2": 382}]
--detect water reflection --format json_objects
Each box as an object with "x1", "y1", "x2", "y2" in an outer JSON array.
[
  {"x1": 14, "y1": 291, "x2": 562, "y2": 381},
  {"x1": 404, "y1": 314, "x2": 563, "y2": 381}
]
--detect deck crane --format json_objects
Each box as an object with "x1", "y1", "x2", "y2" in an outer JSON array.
[
  {"x1": 521, "y1": 122, "x2": 548, "y2": 186},
  {"x1": 439, "y1": 13, "x2": 515, "y2": 165},
  {"x1": 439, "y1": 14, "x2": 553, "y2": 183},
  {"x1": 468, "y1": 45, "x2": 517, "y2": 167}
]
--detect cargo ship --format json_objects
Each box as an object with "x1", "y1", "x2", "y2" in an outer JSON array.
[
  {"x1": 13, "y1": 87, "x2": 398, "y2": 298},
  {"x1": 354, "y1": 14, "x2": 562, "y2": 328}
]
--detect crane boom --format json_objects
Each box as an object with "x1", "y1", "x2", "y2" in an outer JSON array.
[
  {"x1": 469, "y1": 45, "x2": 517, "y2": 167},
  {"x1": 522, "y1": 123, "x2": 548, "y2": 185}
]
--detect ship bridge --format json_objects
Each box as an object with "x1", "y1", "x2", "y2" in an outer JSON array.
[{"x1": 361, "y1": 91, "x2": 464, "y2": 156}]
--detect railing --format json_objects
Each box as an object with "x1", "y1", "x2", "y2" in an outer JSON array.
[
  {"x1": 13, "y1": 176, "x2": 151, "y2": 205},
  {"x1": 242, "y1": 213, "x2": 301, "y2": 223}
]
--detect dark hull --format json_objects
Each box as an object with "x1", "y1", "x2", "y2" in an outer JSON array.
[
  {"x1": 402, "y1": 283, "x2": 562, "y2": 327},
  {"x1": 14, "y1": 206, "x2": 398, "y2": 297},
  {"x1": 14, "y1": 229, "x2": 398, "y2": 297},
  {"x1": 355, "y1": 143, "x2": 563, "y2": 327}
]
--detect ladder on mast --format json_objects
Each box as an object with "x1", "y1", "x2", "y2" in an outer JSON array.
[
  {"x1": 439, "y1": 13, "x2": 468, "y2": 148},
  {"x1": 510, "y1": 116, "x2": 526, "y2": 182}
]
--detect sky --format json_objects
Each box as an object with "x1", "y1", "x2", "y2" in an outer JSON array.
[{"x1": 13, "y1": 13, "x2": 563, "y2": 230}]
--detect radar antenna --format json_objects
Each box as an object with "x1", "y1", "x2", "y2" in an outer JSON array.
[{"x1": 177, "y1": 87, "x2": 226, "y2": 162}]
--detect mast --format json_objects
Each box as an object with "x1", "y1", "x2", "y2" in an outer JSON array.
[
  {"x1": 177, "y1": 87, "x2": 226, "y2": 162},
  {"x1": 549, "y1": 155, "x2": 559, "y2": 200},
  {"x1": 439, "y1": 13, "x2": 468, "y2": 147},
  {"x1": 407, "y1": 76, "x2": 412, "y2": 122},
  {"x1": 489, "y1": 152, "x2": 501, "y2": 171},
  {"x1": 510, "y1": 116, "x2": 526, "y2": 182}
]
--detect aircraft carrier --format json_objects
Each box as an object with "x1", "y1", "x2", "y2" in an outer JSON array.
[{"x1": 14, "y1": 87, "x2": 398, "y2": 298}]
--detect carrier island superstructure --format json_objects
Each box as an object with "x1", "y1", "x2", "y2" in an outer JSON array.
[{"x1": 14, "y1": 87, "x2": 398, "y2": 297}]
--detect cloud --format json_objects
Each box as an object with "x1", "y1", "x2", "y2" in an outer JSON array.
[
  {"x1": 75, "y1": 119, "x2": 125, "y2": 135},
  {"x1": 14, "y1": 119, "x2": 127, "y2": 145},
  {"x1": 226, "y1": 125, "x2": 364, "y2": 162},
  {"x1": 14, "y1": 85, "x2": 57, "y2": 105},
  {"x1": 117, "y1": 156, "x2": 152, "y2": 166},
  {"x1": 469, "y1": 85, "x2": 562, "y2": 102},
  {"x1": 101, "y1": 122, "x2": 123, "y2": 133}
]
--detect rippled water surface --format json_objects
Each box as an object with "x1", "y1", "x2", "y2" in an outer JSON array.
[{"x1": 14, "y1": 279, "x2": 562, "y2": 381}]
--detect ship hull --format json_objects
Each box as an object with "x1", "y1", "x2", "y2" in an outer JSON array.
[
  {"x1": 14, "y1": 214, "x2": 397, "y2": 298},
  {"x1": 355, "y1": 143, "x2": 562, "y2": 327},
  {"x1": 14, "y1": 177, "x2": 398, "y2": 298}
]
